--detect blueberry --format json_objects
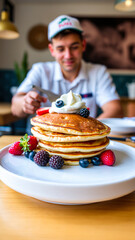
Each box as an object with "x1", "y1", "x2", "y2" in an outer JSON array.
[
  {"x1": 79, "y1": 158, "x2": 89, "y2": 168},
  {"x1": 29, "y1": 151, "x2": 36, "y2": 161},
  {"x1": 24, "y1": 151, "x2": 30, "y2": 158},
  {"x1": 91, "y1": 156, "x2": 100, "y2": 166},
  {"x1": 55, "y1": 100, "x2": 64, "y2": 108}
]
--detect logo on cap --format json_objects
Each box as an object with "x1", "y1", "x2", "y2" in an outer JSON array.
[{"x1": 58, "y1": 17, "x2": 72, "y2": 28}]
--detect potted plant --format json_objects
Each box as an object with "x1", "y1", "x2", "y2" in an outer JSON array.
[
  {"x1": 11, "y1": 52, "x2": 29, "y2": 95},
  {"x1": 14, "y1": 51, "x2": 29, "y2": 85}
]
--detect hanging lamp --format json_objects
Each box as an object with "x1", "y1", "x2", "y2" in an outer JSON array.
[
  {"x1": 0, "y1": 0, "x2": 19, "y2": 39},
  {"x1": 114, "y1": 0, "x2": 135, "y2": 11}
]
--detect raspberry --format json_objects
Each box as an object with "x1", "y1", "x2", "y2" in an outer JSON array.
[
  {"x1": 34, "y1": 150, "x2": 49, "y2": 166},
  {"x1": 49, "y1": 155, "x2": 64, "y2": 169},
  {"x1": 79, "y1": 108, "x2": 90, "y2": 118},
  {"x1": 9, "y1": 141, "x2": 23, "y2": 155},
  {"x1": 55, "y1": 100, "x2": 64, "y2": 108},
  {"x1": 100, "y1": 150, "x2": 116, "y2": 166}
]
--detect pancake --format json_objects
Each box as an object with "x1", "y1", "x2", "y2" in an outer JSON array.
[
  {"x1": 38, "y1": 137, "x2": 109, "y2": 153},
  {"x1": 36, "y1": 145, "x2": 105, "y2": 160},
  {"x1": 31, "y1": 108, "x2": 111, "y2": 166},
  {"x1": 31, "y1": 126, "x2": 109, "y2": 142},
  {"x1": 31, "y1": 113, "x2": 110, "y2": 137}
]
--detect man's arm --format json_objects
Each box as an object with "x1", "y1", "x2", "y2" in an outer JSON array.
[
  {"x1": 97, "y1": 99, "x2": 123, "y2": 119},
  {"x1": 11, "y1": 91, "x2": 47, "y2": 118}
]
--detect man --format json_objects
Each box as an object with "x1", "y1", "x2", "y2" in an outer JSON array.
[{"x1": 11, "y1": 15, "x2": 123, "y2": 122}]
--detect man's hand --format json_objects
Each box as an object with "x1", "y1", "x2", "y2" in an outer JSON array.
[
  {"x1": 22, "y1": 91, "x2": 47, "y2": 115},
  {"x1": 11, "y1": 91, "x2": 47, "y2": 117}
]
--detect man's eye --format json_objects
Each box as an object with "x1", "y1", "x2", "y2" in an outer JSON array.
[
  {"x1": 71, "y1": 46, "x2": 79, "y2": 50},
  {"x1": 57, "y1": 48, "x2": 64, "y2": 52}
]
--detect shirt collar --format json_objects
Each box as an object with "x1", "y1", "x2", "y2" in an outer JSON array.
[
  {"x1": 53, "y1": 60, "x2": 87, "y2": 82},
  {"x1": 75, "y1": 60, "x2": 87, "y2": 82},
  {"x1": 53, "y1": 62, "x2": 64, "y2": 81}
]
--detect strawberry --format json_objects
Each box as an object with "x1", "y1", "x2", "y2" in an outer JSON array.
[
  {"x1": 36, "y1": 107, "x2": 49, "y2": 116},
  {"x1": 9, "y1": 141, "x2": 23, "y2": 155},
  {"x1": 20, "y1": 134, "x2": 38, "y2": 152},
  {"x1": 100, "y1": 150, "x2": 116, "y2": 166}
]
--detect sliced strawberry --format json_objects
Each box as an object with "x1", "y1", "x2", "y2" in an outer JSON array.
[
  {"x1": 100, "y1": 149, "x2": 116, "y2": 166},
  {"x1": 36, "y1": 107, "x2": 49, "y2": 116},
  {"x1": 9, "y1": 141, "x2": 23, "y2": 155}
]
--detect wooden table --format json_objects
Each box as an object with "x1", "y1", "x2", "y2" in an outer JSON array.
[
  {"x1": 0, "y1": 103, "x2": 20, "y2": 125},
  {"x1": 0, "y1": 135, "x2": 135, "y2": 240}
]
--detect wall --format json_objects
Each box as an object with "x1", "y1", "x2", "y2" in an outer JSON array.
[{"x1": 0, "y1": 0, "x2": 135, "y2": 69}]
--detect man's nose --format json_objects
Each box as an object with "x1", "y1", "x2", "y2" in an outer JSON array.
[{"x1": 65, "y1": 48, "x2": 72, "y2": 58}]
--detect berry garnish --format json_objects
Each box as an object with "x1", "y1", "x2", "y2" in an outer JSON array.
[
  {"x1": 100, "y1": 150, "x2": 116, "y2": 166},
  {"x1": 20, "y1": 134, "x2": 38, "y2": 152},
  {"x1": 49, "y1": 155, "x2": 64, "y2": 169},
  {"x1": 9, "y1": 141, "x2": 23, "y2": 155},
  {"x1": 79, "y1": 158, "x2": 89, "y2": 168},
  {"x1": 34, "y1": 150, "x2": 49, "y2": 166},
  {"x1": 91, "y1": 156, "x2": 101, "y2": 166},
  {"x1": 55, "y1": 100, "x2": 64, "y2": 108},
  {"x1": 29, "y1": 151, "x2": 36, "y2": 161},
  {"x1": 36, "y1": 107, "x2": 49, "y2": 116},
  {"x1": 24, "y1": 151, "x2": 30, "y2": 158},
  {"x1": 79, "y1": 108, "x2": 90, "y2": 118}
]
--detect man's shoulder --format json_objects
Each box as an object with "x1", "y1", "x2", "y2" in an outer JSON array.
[{"x1": 83, "y1": 61, "x2": 107, "y2": 71}]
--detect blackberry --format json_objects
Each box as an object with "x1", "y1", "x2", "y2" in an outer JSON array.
[
  {"x1": 79, "y1": 158, "x2": 89, "y2": 168},
  {"x1": 49, "y1": 155, "x2": 64, "y2": 169},
  {"x1": 55, "y1": 100, "x2": 64, "y2": 108},
  {"x1": 34, "y1": 150, "x2": 49, "y2": 166},
  {"x1": 79, "y1": 108, "x2": 90, "y2": 118}
]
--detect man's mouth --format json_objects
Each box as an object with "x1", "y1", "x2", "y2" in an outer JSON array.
[{"x1": 63, "y1": 60, "x2": 74, "y2": 65}]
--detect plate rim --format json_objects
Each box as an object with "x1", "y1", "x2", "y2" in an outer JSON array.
[
  {"x1": 100, "y1": 118, "x2": 135, "y2": 127},
  {"x1": 100, "y1": 118, "x2": 135, "y2": 134},
  {"x1": 0, "y1": 141, "x2": 135, "y2": 187}
]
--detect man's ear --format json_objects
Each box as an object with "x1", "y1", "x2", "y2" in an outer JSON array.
[
  {"x1": 82, "y1": 39, "x2": 86, "y2": 52},
  {"x1": 48, "y1": 43, "x2": 55, "y2": 57}
]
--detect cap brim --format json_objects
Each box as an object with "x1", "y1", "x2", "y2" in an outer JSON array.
[{"x1": 49, "y1": 28, "x2": 83, "y2": 41}]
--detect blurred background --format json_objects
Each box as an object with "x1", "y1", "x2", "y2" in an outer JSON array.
[{"x1": 0, "y1": 0, "x2": 135, "y2": 135}]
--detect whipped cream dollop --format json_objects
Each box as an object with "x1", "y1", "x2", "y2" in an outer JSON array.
[{"x1": 49, "y1": 90, "x2": 86, "y2": 114}]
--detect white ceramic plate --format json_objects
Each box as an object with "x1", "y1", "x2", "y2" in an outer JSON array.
[
  {"x1": 100, "y1": 118, "x2": 135, "y2": 134},
  {"x1": 0, "y1": 141, "x2": 135, "y2": 205}
]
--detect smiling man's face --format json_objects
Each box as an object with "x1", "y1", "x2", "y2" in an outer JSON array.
[{"x1": 49, "y1": 33, "x2": 86, "y2": 79}]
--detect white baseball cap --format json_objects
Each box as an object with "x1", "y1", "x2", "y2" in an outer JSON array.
[{"x1": 48, "y1": 15, "x2": 83, "y2": 41}]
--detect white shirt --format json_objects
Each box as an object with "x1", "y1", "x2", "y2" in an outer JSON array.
[{"x1": 17, "y1": 60, "x2": 119, "y2": 118}]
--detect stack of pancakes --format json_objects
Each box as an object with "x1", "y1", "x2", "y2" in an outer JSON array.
[{"x1": 31, "y1": 113, "x2": 110, "y2": 165}]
